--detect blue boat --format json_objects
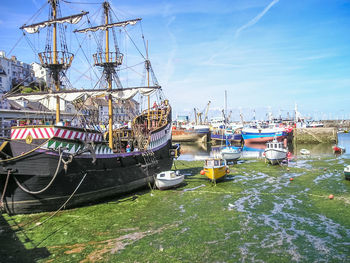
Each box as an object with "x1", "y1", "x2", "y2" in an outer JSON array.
[{"x1": 241, "y1": 126, "x2": 287, "y2": 143}]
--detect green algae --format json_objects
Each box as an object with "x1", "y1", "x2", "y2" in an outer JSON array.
[{"x1": 1, "y1": 157, "x2": 350, "y2": 262}]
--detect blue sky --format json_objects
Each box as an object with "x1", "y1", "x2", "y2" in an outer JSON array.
[{"x1": 1, "y1": 0, "x2": 350, "y2": 121}]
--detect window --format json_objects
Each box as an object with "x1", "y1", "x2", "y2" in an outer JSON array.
[{"x1": 0, "y1": 77, "x2": 2, "y2": 83}]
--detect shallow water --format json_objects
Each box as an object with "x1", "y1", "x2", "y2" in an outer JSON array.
[{"x1": 178, "y1": 133, "x2": 350, "y2": 162}]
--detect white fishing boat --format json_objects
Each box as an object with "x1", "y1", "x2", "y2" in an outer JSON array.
[
  {"x1": 300, "y1": 149, "x2": 310, "y2": 155},
  {"x1": 344, "y1": 165, "x2": 350, "y2": 180},
  {"x1": 220, "y1": 146, "x2": 242, "y2": 162},
  {"x1": 264, "y1": 138, "x2": 288, "y2": 165},
  {"x1": 155, "y1": 171, "x2": 185, "y2": 190}
]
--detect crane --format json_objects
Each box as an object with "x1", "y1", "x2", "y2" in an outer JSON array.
[{"x1": 203, "y1": 101, "x2": 211, "y2": 124}]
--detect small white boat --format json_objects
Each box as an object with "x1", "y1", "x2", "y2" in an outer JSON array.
[
  {"x1": 264, "y1": 138, "x2": 288, "y2": 165},
  {"x1": 220, "y1": 146, "x2": 242, "y2": 161},
  {"x1": 344, "y1": 165, "x2": 350, "y2": 180},
  {"x1": 300, "y1": 149, "x2": 310, "y2": 155},
  {"x1": 155, "y1": 171, "x2": 184, "y2": 190}
]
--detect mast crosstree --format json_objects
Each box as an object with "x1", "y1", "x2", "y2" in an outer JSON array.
[{"x1": 20, "y1": 0, "x2": 88, "y2": 124}]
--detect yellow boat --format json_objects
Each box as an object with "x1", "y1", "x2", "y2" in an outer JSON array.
[{"x1": 201, "y1": 158, "x2": 229, "y2": 181}]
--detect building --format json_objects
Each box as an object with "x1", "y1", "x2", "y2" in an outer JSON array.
[
  {"x1": 31, "y1": 62, "x2": 51, "y2": 89},
  {"x1": 0, "y1": 51, "x2": 35, "y2": 93}
]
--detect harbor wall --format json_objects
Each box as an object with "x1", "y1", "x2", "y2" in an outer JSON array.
[{"x1": 293, "y1": 127, "x2": 337, "y2": 144}]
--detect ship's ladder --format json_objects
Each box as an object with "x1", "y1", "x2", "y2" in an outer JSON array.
[{"x1": 141, "y1": 150, "x2": 160, "y2": 176}]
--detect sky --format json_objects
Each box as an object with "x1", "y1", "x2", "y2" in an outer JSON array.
[{"x1": 0, "y1": 0, "x2": 350, "y2": 121}]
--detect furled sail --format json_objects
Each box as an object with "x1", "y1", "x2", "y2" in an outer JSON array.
[
  {"x1": 21, "y1": 12, "x2": 88, "y2": 34},
  {"x1": 5, "y1": 86, "x2": 160, "y2": 103},
  {"x1": 74, "y1": 18, "x2": 141, "y2": 33}
]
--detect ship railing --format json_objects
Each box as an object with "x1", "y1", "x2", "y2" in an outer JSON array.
[
  {"x1": 93, "y1": 51, "x2": 123, "y2": 67},
  {"x1": 38, "y1": 51, "x2": 74, "y2": 69},
  {"x1": 141, "y1": 107, "x2": 169, "y2": 130}
]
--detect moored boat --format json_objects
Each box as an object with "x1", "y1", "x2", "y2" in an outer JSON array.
[
  {"x1": 201, "y1": 158, "x2": 228, "y2": 182},
  {"x1": 0, "y1": 1, "x2": 179, "y2": 214},
  {"x1": 220, "y1": 146, "x2": 242, "y2": 162},
  {"x1": 300, "y1": 149, "x2": 310, "y2": 155},
  {"x1": 344, "y1": 165, "x2": 350, "y2": 180},
  {"x1": 333, "y1": 145, "x2": 345, "y2": 154},
  {"x1": 211, "y1": 128, "x2": 242, "y2": 144},
  {"x1": 241, "y1": 123, "x2": 287, "y2": 143},
  {"x1": 172, "y1": 127, "x2": 209, "y2": 143},
  {"x1": 155, "y1": 170, "x2": 184, "y2": 190},
  {"x1": 264, "y1": 138, "x2": 288, "y2": 165}
]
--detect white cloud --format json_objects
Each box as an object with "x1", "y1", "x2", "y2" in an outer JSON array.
[{"x1": 235, "y1": 0, "x2": 280, "y2": 39}]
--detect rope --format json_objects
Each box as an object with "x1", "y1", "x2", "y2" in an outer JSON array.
[
  {"x1": 12, "y1": 148, "x2": 64, "y2": 195},
  {"x1": 0, "y1": 139, "x2": 50, "y2": 163},
  {"x1": 0, "y1": 170, "x2": 11, "y2": 210},
  {"x1": 27, "y1": 172, "x2": 88, "y2": 230}
]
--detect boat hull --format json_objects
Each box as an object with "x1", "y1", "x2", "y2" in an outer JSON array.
[
  {"x1": 220, "y1": 147, "x2": 242, "y2": 161},
  {"x1": 0, "y1": 141, "x2": 174, "y2": 214},
  {"x1": 203, "y1": 166, "x2": 227, "y2": 181},
  {"x1": 264, "y1": 149, "x2": 287, "y2": 165},
  {"x1": 155, "y1": 174, "x2": 184, "y2": 190},
  {"x1": 344, "y1": 166, "x2": 350, "y2": 180},
  {"x1": 172, "y1": 129, "x2": 208, "y2": 142},
  {"x1": 242, "y1": 131, "x2": 286, "y2": 143},
  {"x1": 211, "y1": 133, "x2": 242, "y2": 143}
]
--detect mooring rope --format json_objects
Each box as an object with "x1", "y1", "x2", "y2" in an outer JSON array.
[
  {"x1": 13, "y1": 149, "x2": 64, "y2": 195},
  {"x1": 0, "y1": 170, "x2": 11, "y2": 210},
  {"x1": 27, "y1": 172, "x2": 88, "y2": 230}
]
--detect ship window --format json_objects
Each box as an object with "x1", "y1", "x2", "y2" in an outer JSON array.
[
  {"x1": 159, "y1": 173, "x2": 165, "y2": 177},
  {"x1": 214, "y1": 160, "x2": 219, "y2": 166},
  {"x1": 274, "y1": 143, "x2": 277, "y2": 148},
  {"x1": 207, "y1": 160, "x2": 214, "y2": 166}
]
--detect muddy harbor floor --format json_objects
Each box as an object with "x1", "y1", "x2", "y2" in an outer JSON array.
[{"x1": 1, "y1": 156, "x2": 350, "y2": 262}]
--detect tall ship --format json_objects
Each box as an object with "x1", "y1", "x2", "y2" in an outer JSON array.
[{"x1": 0, "y1": 0, "x2": 179, "y2": 214}]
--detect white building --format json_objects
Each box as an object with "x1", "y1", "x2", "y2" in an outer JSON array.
[
  {"x1": 0, "y1": 51, "x2": 35, "y2": 93},
  {"x1": 31, "y1": 62, "x2": 51, "y2": 88}
]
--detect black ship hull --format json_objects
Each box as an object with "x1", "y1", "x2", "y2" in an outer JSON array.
[{"x1": 0, "y1": 139, "x2": 175, "y2": 214}]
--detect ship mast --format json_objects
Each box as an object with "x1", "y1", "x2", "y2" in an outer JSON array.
[
  {"x1": 74, "y1": 1, "x2": 141, "y2": 149},
  {"x1": 20, "y1": 0, "x2": 88, "y2": 124},
  {"x1": 52, "y1": 0, "x2": 60, "y2": 123},
  {"x1": 104, "y1": 2, "x2": 114, "y2": 149},
  {"x1": 145, "y1": 42, "x2": 151, "y2": 128}
]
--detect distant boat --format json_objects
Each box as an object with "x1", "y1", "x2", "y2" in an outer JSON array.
[
  {"x1": 221, "y1": 146, "x2": 242, "y2": 162},
  {"x1": 155, "y1": 171, "x2": 185, "y2": 190},
  {"x1": 220, "y1": 137, "x2": 242, "y2": 162},
  {"x1": 264, "y1": 138, "x2": 288, "y2": 165},
  {"x1": 201, "y1": 158, "x2": 228, "y2": 182},
  {"x1": 344, "y1": 165, "x2": 350, "y2": 180},
  {"x1": 333, "y1": 145, "x2": 345, "y2": 154},
  {"x1": 300, "y1": 149, "x2": 310, "y2": 155},
  {"x1": 211, "y1": 128, "x2": 242, "y2": 143},
  {"x1": 172, "y1": 123, "x2": 210, "y2": 143},
  {"x1": 242, "y1": 124, "x2": 287, "y2": 143},
  {"x1": 307, "y1": 121, "x2": 324, "y2": 128}
]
